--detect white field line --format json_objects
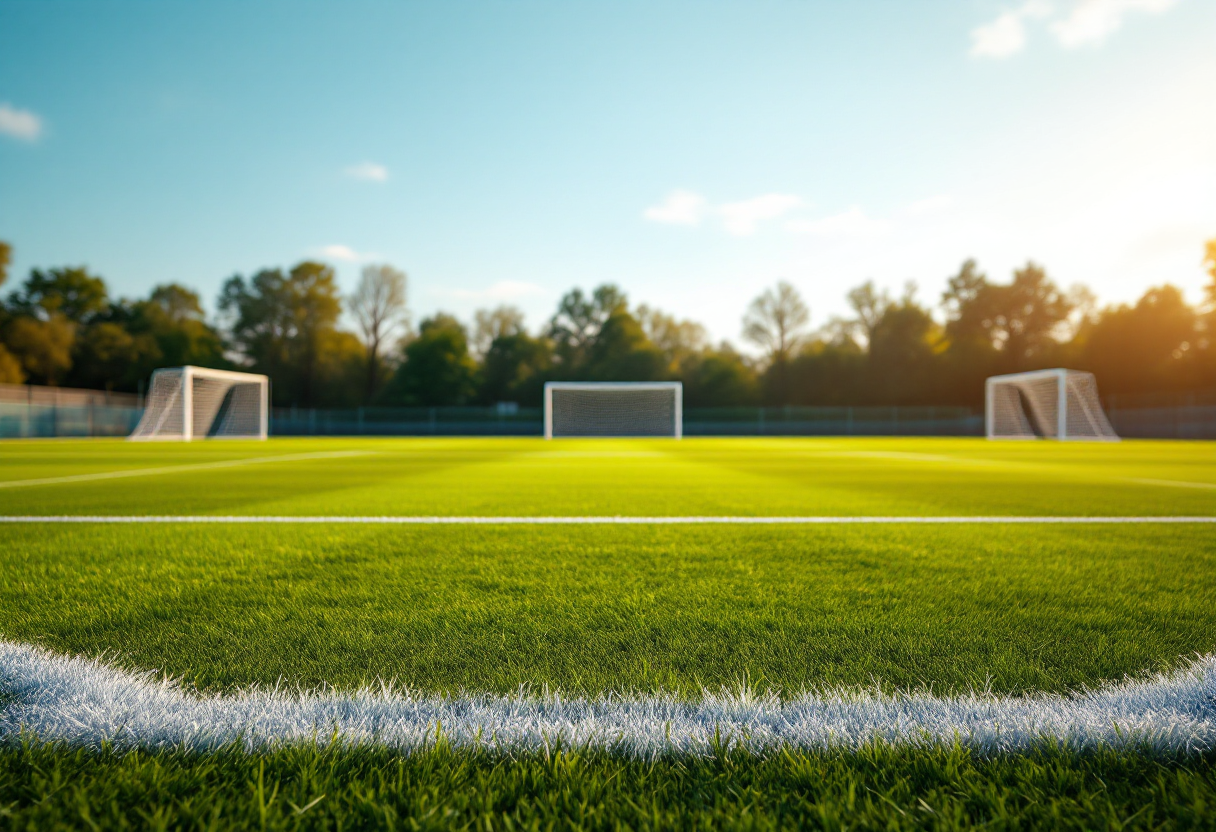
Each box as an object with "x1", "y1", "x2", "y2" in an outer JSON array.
[
  {"x1": 779, "y1": 450, "x2": 1216, "y2": 491},
  {"x1": 0, "y1": 515, "x2": 1213, "y2": 524},
  {"x1": 0, "y1": 450, "x2": 373, "y2": 489},
  {"x1": 2, "y1": 640, "x2": 1215, "y2": 756},
  {"x1": 1128, "y1": 477, "x2": 1216, "y2": 490}
]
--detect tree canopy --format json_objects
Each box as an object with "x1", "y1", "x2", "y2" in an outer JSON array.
[{"x1": 1, "y1": 235, "x2": 1214, "y2": 408}]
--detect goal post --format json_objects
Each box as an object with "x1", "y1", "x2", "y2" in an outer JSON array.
[
  {"x1": 544, "y1": 381, "x2": 682, "y2": 439},
  {"x1": 985, "y1": 369, "x2": 1118, "y2": 441},
  {"x1": 129, "y1": 366, "x2": 269, "y2": 441}
]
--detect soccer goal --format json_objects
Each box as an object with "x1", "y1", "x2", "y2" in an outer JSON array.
[
  {"x1": 985, "y1": 369, "x2": 1118, "y2": 441},
  {"x1": 129, "y1": 366, "x2": 269, "y2": 441},
  {"x1": 544, "y1": 382, "x2": 682, "y2": 439}
]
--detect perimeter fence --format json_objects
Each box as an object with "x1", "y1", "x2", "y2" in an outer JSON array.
[
  {"x1": 0, "y1": 383, "x2": 143, "y2": 439},
  {"x1": 267, "y1": 405, "x2": 986, "y2": 437},
  {"x1": 2, "y1": 382, "x2": 1212, "y2": 439}
]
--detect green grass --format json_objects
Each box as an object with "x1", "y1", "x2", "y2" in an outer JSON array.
[
  {"x1": 2, "y1": 437, "x2": 1215, "y2": 827},
  {"x1": 5, "y1": 741, "x2": 1216, "y2": 830},
  {"x1": 1, "y1": 523, "x2": 1215, "y2": 695},
  {"x1": 1, "y1": 437, "x2": 1214, "y2": 517}
]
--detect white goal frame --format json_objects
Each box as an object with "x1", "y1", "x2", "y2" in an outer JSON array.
[
  {"x1": 129, "y1": 366, "x2": 269, "y2": 441},
  {"x1": 985, "y1": 369, "x2": 1118, "y2": 442},
  {"x1": 544, "y1": 381, "x2": 683, "y2": 440}
]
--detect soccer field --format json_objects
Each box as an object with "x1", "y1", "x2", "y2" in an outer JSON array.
[{"x1": 2, "y1": 437, "x2": 1216, "y2": 828}]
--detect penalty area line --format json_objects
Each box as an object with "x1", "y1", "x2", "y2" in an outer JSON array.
[{"x1": 0, "y1": 515, "x2": 1214, "y2": 524}]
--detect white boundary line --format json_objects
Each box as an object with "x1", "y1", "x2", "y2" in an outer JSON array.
[
  {"x1": 0, "y1": 450, "x2": 373, "y2": 489},
  {"x1": 0, "y1": 515, "x2": 1213, "y2": 524},
  {"x1": 3, "y1": 640, "x2": 1216, "y2": 755},
  {"x1": 1128, "y1": 477, "x2": 1216, "y2": 490}
]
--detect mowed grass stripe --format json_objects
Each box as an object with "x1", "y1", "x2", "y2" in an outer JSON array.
[
  {"x1": 3, "y1": 523, "x2": 1213, "y2": 696},
  {"x1": 0, "y1": 449, "x2": 373, "y2": 488},
  {"x1": 0, "y1": 515, "x2": 1213, "y2": 523},
  {"x1": 2, "y1": 438, "x2": 1214, "y2": 519}
]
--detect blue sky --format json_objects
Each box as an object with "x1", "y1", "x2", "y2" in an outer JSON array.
[{"x1": 1, "y1": 0, "x2": 1213, "y2": 345}]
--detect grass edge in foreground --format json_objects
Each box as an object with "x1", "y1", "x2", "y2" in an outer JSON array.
[{"x1": 2, "y1": 738, "x2": 1215, "y2": 830}]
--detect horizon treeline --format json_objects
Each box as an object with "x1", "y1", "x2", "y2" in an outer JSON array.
[{"x1": 0, "y1": 237, "x2": 1214, "y2": 409}]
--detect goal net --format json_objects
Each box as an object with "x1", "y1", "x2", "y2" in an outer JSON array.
[
  {"x1": 129, "y1": 366, "x2": 269, "y2": 441},
  {"x1": 986, "y1": 369, "x2": 1118, "y2": 441},
  {"x1": 544, "y1": 382, "x2": 682, "y2": 439}
]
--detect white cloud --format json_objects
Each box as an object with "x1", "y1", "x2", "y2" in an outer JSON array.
[
  {"x1": 0, "y1": 103, "x2": 43, "y2": 141},
  {"x1": 316, "y1": 244, "x2": 377, "y2": 263},
  {"x1": 970, "y1": 2, "x2": 1052, "y2": 58},
  {"x1": 971, "y1": 10, "x2": 1031, "y2": 58},
  {"x1": 971, "y1": 0, "x2": 1176, "y2": 57},
  {"x1": 441, "y1": 280, "x2": 545, "y2": 302},
  {"x1": 643, "y1": 190, "x2": 708, "y2": 225},
  {"x1": 718, "y1": 193, "x2": 804, "y2": 236},
  {"x1": 345, "y1": 162, "x2": 389, "y2": 182},
  {"x1": 1049, "y1": 0, "x2": 1176, "y2": 48},
  {"x1": 786, "y1": 207, "x2": 889, "y2": 239}
]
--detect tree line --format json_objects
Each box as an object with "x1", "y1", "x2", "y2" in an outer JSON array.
[{"x1": 1, "y1": 237, "x2": 1214, "y2": 409}]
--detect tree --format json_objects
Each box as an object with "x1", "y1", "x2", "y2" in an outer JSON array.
[
  {"x1": 7, "y1": 267, "x2": 109, "y2": 323},
  {"x1": 480, "y1": 331, "x2": 552, "y2": 405},
  {"x1": 581, "y1": 306, "x2": 668, "y2": 381},
  {"x1": 0, "y1": 241, "x2": 20, "y2": 382},
  {"x1": 385, "y1": 314, "x2": 478, "y2": 406},
  {"x1": 312, "y1": 329, "x2": 368, "y2": 408},
  {"x1": 349, "y1": 264, "x2": 409, "y2": 402},
  {"x1": 742, "y1": 281, "x2": 810, "y2": 365},
  {"x1": 941, "y1": 259, "x2": 991, "y2": 346},
  {"x1": 3, "y1": 315, "x2": 74, "y2": 384},
  {"x1": 134, "y1": 283, "x2": 226, "y2": 369},
  {"x1": 987, "y1": 263, "x2": 1072, "y2": 364},
  {"x1": 681, "y1": 343, "x2": 759, "y2": 406},
  {"x1": 1, "y1": 266, "x2": 114, "y2": 386},
  {"x1": 786, "y1": 338, "x2": 866, "y2": 406},
  {"x1": 547, "y1": 285, "x2": 626, "y2": 367},
  {"x1": 938, "y1": 259, "x2": 999, "y2": 403},
  {"x1": 1201, "y1": 237, "x2": 1216, "y2": 388},
  {"x1": 143, "y1": 283, "x2": 209, "y2": 324},
  {"x1": 844, "y1": 280, "x2": 891, "y2": 347},
  {"x1": 1079, "y1": 285, "x2": 1199, "y2": 396},
  {"x1": 866, "y1": 286, "x2": 943, "y2": 403},
  {"x1": 936, "y1": 260, "x2": 1071, "y2": 401},
  {"x1": 0, "y1": 344, "x2": 21, "y2": 384},
  {"x1": 219, "y1": 261, "x2": 344, "y2": 406},
  {"x1": 88, "y1": 284, "x2": 227, "y2": 390},
  {"x1": 69, "y1": 322, "x2": 156, "y2": 391},
  {"x1": 472, "y1": 305, "x2": 526, "y2": 358},
  {"x1": 1061, "y1": 283, "x2": 1099, "y2": 342},
  {"x1": 635, "y1": 305, "x2": 707, "y2": 369},
  {"x1": 1204, "y1": 236, "x2": 1216, "y2": 310},
  {"x1": 742, "y1": 281, "x2": 809, "y2": 404}
]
